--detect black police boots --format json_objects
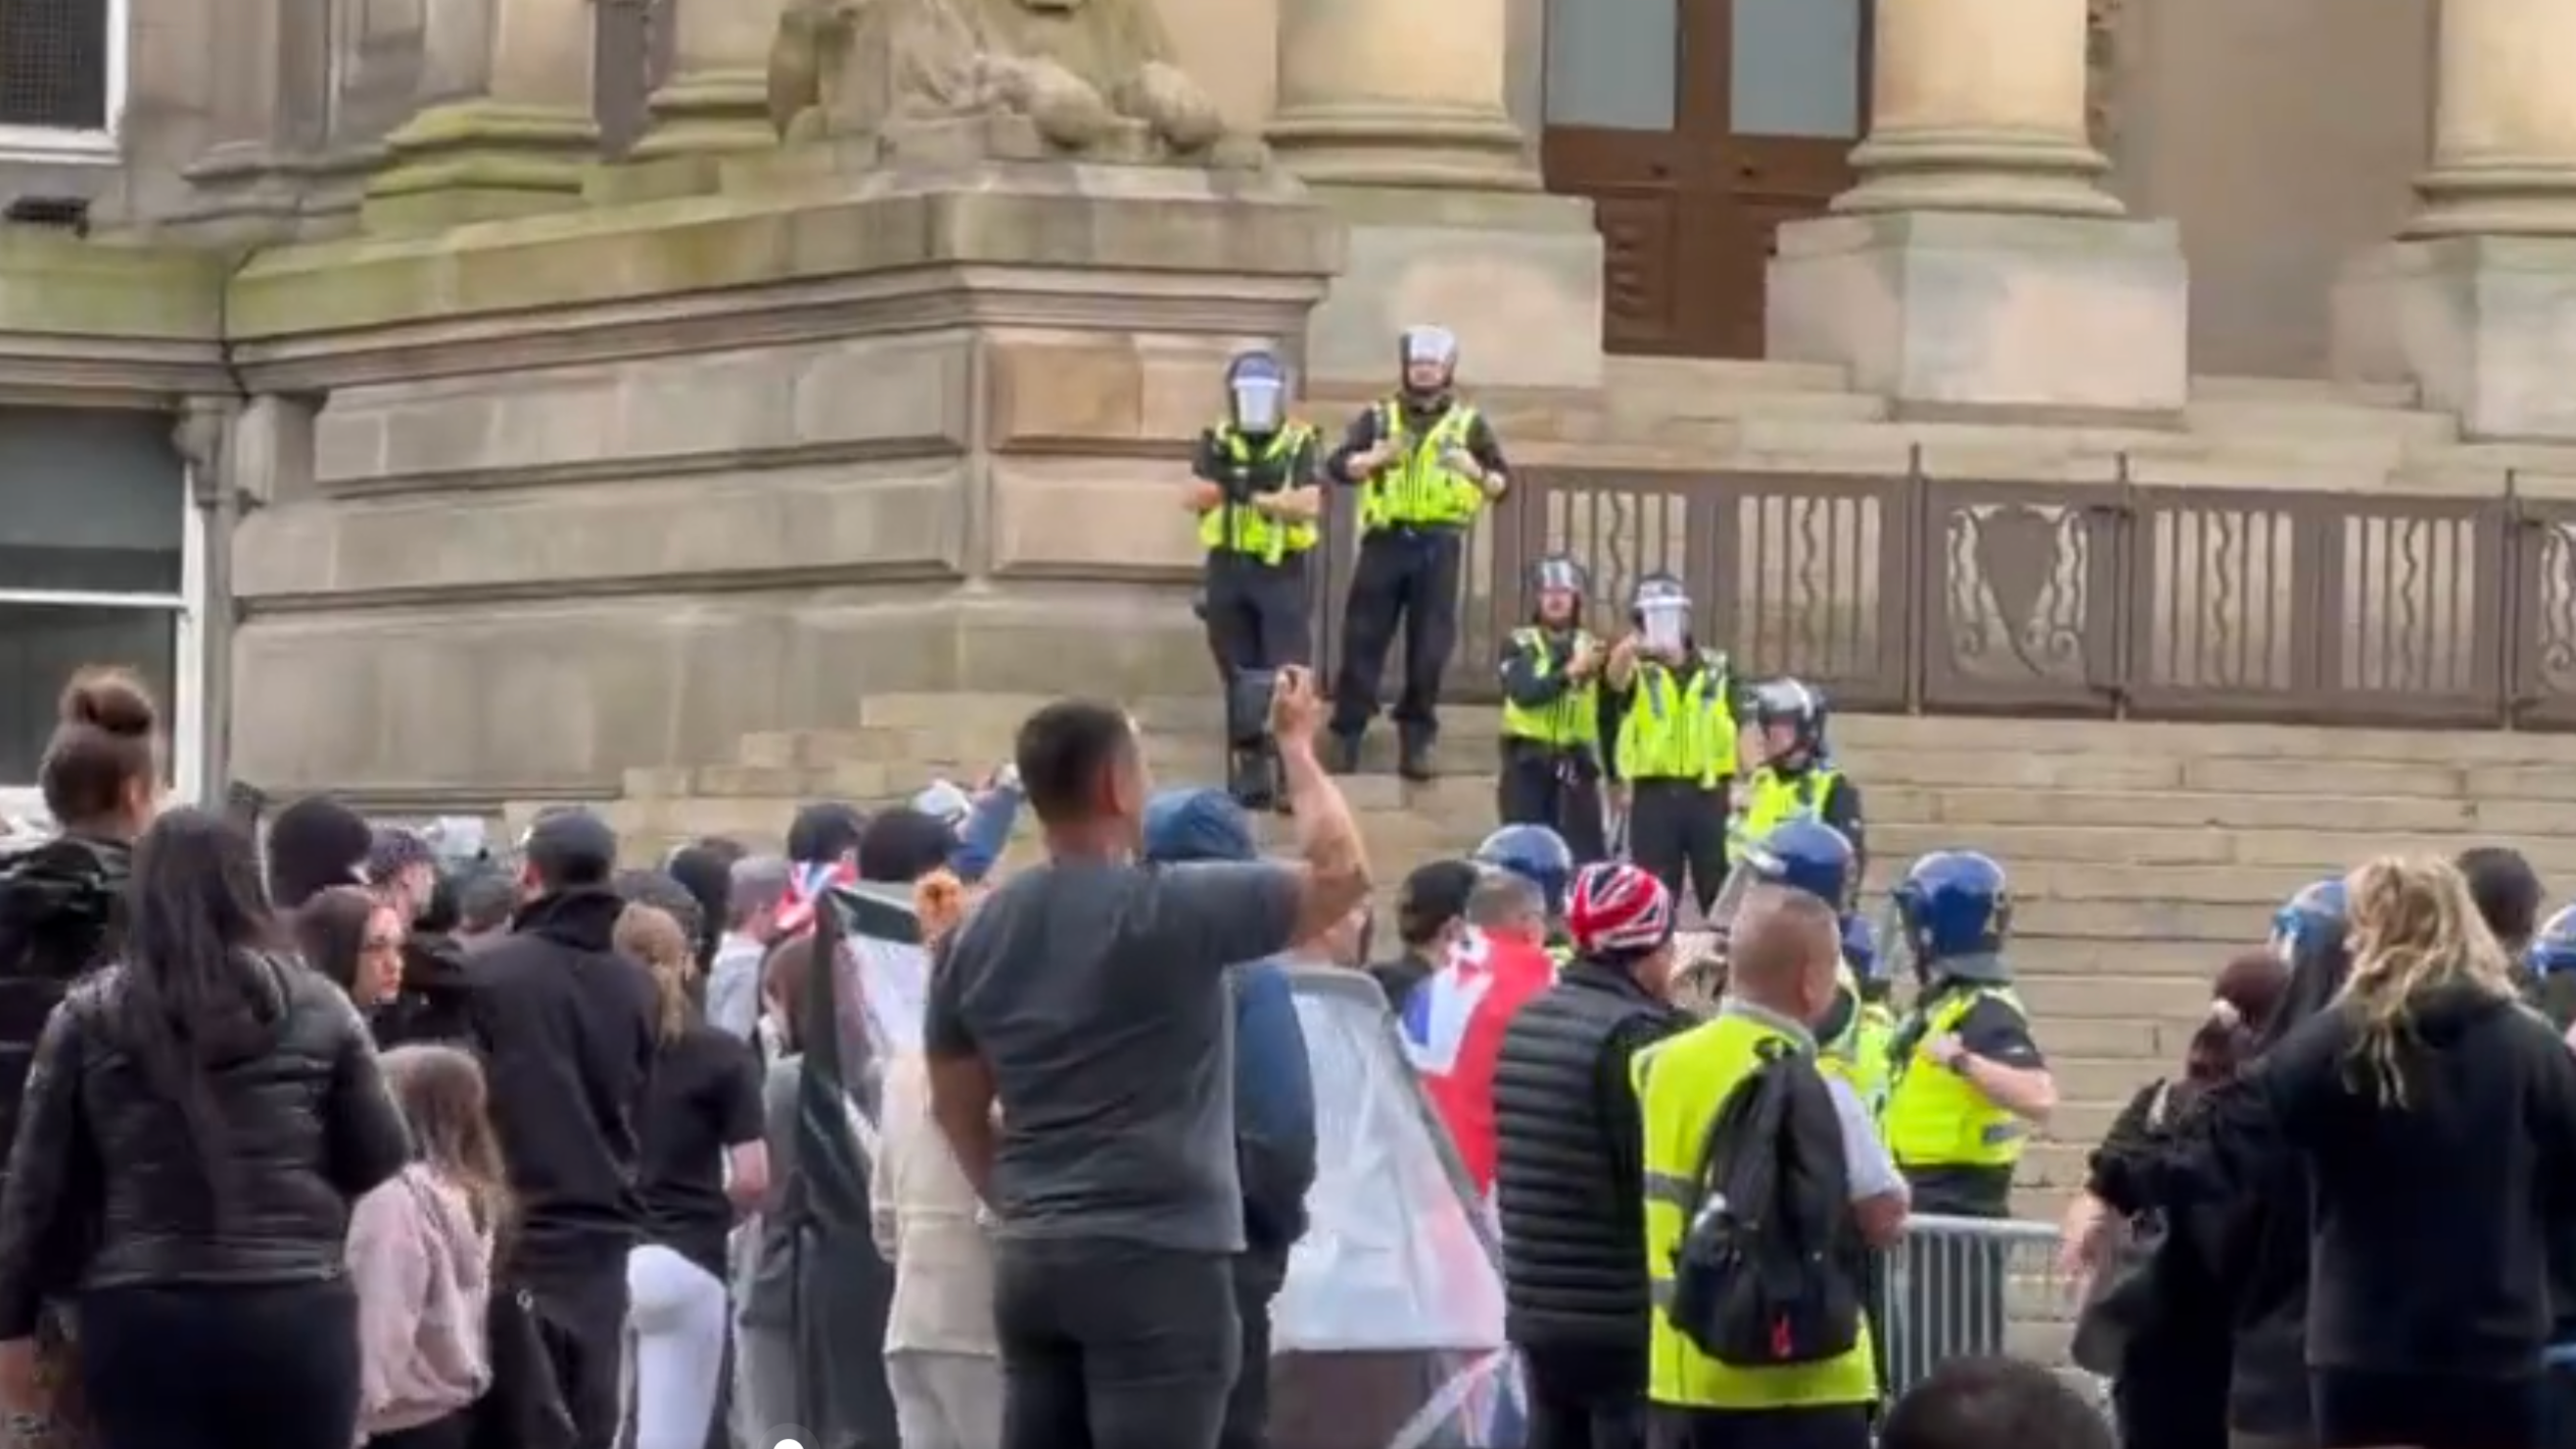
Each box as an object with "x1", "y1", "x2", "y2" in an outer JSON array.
[
  {"x1": 1326, "y1": 732, "x2": 1363, "y2": 775},
  {"x1": 1397, "y1": 727, "x2": 1436, "y2": 782}
]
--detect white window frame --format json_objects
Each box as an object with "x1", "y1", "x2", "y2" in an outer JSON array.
[
  {"x1": 0, "y1": 458, "x2": 207, "y2": 821},
  {"x1": 0, "y1": 0, "x2": 127, "y2": 164}
]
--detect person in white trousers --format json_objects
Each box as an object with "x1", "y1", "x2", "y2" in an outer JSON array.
[{"x1": 616, "y1": 904, "x2": 771, "y2": 1449}]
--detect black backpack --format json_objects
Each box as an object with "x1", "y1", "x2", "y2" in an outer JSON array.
[{"x1": 1663, "y1": 1038, "x2": 1865, "y2": 1368}]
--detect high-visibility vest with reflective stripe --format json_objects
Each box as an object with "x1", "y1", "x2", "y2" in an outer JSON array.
[
  {"x1": 1615, "y1": 653, "x2": 1736, "y2": 786},
  {"x1": 1360, "y1": 400, "x2": 1485, "y2": 531},
  {"x1": 1816, "y1": 965, "x2": 1895, "y2": 1118},
  {"x1": 1500, "y1": 628, "x2": 1601, "y2": 747},
  {"x1": 1884, "y1": 986, "x2": 2030, "y2": 1171},
  {"x1": 1728, "y1": 765, "x2": 1841, "y2": 855},
  {"x1": 1633, "y1": 1013, "x2": 1880, "y2": 1410},
  {"x1": 1198, "y1": 423, "x2": 1320, "y2": 563}
]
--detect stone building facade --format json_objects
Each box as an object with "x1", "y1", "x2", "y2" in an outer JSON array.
[{"x1": 0, "y1": 0, "x2": 2566, "y2": 814}]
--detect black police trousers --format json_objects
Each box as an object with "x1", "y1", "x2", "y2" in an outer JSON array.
[
  {"x1": 1626, "y1": 776, "x2": 1730, "y2": 916},
  {"x1": 1498, "y1": 738, "x2": 1609, "y2": 864},
  {"x1": 1330, "y1": 527, "x2": 1464, "y2": 740},
  {"x1": 1202, "y1": 549, "x2": 1311, "y2": 806}
]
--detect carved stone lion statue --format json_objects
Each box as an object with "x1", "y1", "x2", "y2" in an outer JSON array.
[{"x1": 766, "y1": 0, "x2": 1230, "y2": 161}]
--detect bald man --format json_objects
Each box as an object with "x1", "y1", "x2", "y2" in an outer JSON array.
[{"x1": 1635, "y1": 886, "x2": 1908, "y2": 1449}]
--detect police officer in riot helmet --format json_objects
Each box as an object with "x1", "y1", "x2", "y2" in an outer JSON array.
[
  {"x1": 1730, "y1": 677, "x2": 1865, "y2": 881},
  {"x1": 1496, "y1": 553, "x2": 1609, "y2": 863},
  {"x1": 1708, "y1": 818, "x2": 1896, "y2": 1111},
  {"x1": 1475, "y1": 822, "x2": 1578, "y2": 962},
  {"x1": 1187, "y1": 348, "x2": 1325, "y2": 810},
  {"x1": 1326, "y1": 325, "x2": 1514, "y2": 781},
  {"x1": 1603, "y1": 572, "x2": 1739, "y2": 914}
]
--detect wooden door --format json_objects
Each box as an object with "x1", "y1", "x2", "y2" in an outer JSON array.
[{"x1": 1539, "y1": 0, "x2": 1869, "y2": 358}]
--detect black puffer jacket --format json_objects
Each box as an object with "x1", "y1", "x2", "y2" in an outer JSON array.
[
  {"x1": 0, "y1": 835, "x2": 130, "y2": 1171},
  {"x1": 0, "y1": 953, "x2": 411, "y2": 1337},
  {"x1": 1492, "y1": 962, "x2": 1689, "y2": 1351}
]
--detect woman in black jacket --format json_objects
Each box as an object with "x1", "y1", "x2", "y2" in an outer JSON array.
[
  {"x1": 0, "y1": 805, "x2": 413, "y2": 1449},
  {"x1": 2068, "y1": 950, "x2": 2288, "y2": 1449}
]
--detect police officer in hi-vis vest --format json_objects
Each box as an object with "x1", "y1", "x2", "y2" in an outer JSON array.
[
  {"x1": 1496, "y1": 554, "x2": 1609, "y2": 864},
  {"x1": 1634, "y1": 885, "x2": 1906, "y2": 1449},
  {"x1": 1186, "y1": 349, "x2": 1323, "y2": 809},
  {"x1": 1729, "y1": 678, "x2": 1866, "y2": 881},
  {"x1": 1707, "y1": 818, "x2": 1894, "y2": 1113},
  {"x1": 1882, "y1": 850, "x2": 2057, "y2": 1361},
  {"x1": 1326, "y1": 325, "x2": 1513, "y2": 781},
  {"x1": 1604, "y1": 573, "x2": 1737, "y2": 915}
]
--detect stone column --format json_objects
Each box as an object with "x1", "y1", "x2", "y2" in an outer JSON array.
[
  {"x1": 1763, "y1": 0, "x2": 2188, "y2": 412},
  {"x1": 2405, "y1": 0, "x2": 2576, "y2": 236},
  {"x1": 1267, "y1": 0, "x2": 1608, "y2": 390},
  {"x1": 1838, "y1": 0, "x2": 2121, "y2": 217},
  {"x1": 2331, "y1": 0, "x2": 2576, "y2": 437},
  {"x1": 1265, "y1": 0, "x2": 1529, "y2": 189},
  {"x1": 360, "y1": 0, "x2": 599, "y2": 230},
  {"x1": 632, "y1": 0, "x2": 777, "y2": 158}
]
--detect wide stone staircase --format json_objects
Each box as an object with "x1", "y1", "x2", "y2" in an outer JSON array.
[{"x1": 513, "y1": 698, "x2": 2576, "y2": 1215}]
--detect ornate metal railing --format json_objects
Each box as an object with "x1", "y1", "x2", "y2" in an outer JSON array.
[{"x1": 1307, "y1": 455, "x2": 2576, "y2": 729}]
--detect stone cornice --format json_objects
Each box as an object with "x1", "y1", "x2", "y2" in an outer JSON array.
[
  {"x1": 0, "y1": 333, "x2": 233, "y2": 404},
  {"x1": 227, "y1": 262, "x2": 1333, "y2": 392}
]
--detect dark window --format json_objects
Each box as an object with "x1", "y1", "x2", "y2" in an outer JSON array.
[
  {"x1": 0, "y1": 0, "x2": 112, "y2": 132},
  {"x1": 0, "y1": 600, "x2": 175, "y2": 781}
]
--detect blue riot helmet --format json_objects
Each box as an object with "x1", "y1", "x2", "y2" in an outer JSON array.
[
  {"x1": 2269, "y1": 876, "x2": 2348, "y2": 965},
  {"x1": 1751, "y1": 677, "x2": 1829, "y2": 769},
  {"x1": 2532, "y1": 905, "x2": 2576, "y2": 981},
  {"x1": 1226, "y1": 350, "x2": 1288, "y2": 435},
  {"x1": 1841, "y1": 913, "x2": 1890, "y2": 1000},
  {"x1": 1475, "y1": 823, "x2": 1575, "y2": 918},
  {"x1": 1708, "y1": 818, "x2": 1856, "y2": 940},
  {"x1": 1887, "y1": 850, "x2": 2012, "y2": 983}
]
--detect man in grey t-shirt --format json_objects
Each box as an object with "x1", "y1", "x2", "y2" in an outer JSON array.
[{"x1": 925, "y1": 677, "x2": 1372, "y2": 1449}]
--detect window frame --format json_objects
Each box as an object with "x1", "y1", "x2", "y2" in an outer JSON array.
[
  {"x1": 0, "y1": 455, "x2": 206, "y2": 819},
  {"x1": 0, "y1": 0, "x2": 128, "y2": 164}
]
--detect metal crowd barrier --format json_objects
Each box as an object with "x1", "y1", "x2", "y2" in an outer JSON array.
[{"x1": 1878, "y1": 1212, "x2": 2098, "y2": 1407}]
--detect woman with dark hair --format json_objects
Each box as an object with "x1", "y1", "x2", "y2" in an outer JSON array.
[
  {"x1": 0, "y1": 806, "x2": 413, "y2": 1449},
  {"x1": 2063, "y1": 950, "x2": 2289, "y2": 1449},
  {"x1": 294, "y1": 884, "x2": 408, "y2": 1012}
]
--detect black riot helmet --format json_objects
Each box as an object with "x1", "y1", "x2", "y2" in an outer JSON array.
[
  {"x1": 1750, "y1": 677, "x2": 1829, "y2": 769},
  {"x1": 1225, "y1": 349, "x2": 1289, "y2": 436},
  {"x1": 1530, "y1": 554, "x2": 1586, "y2": 625},
  {"x1": 1397, "y1": 325, "x2": 1459, "y2": 407}
]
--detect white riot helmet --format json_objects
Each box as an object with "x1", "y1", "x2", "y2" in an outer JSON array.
[
  {"x1": 1226, "y1": 349, "x2": 1289, "y2": 435},
  {"x1": 1397, "y1": 325, "x2": 1459, "y2": 401}
]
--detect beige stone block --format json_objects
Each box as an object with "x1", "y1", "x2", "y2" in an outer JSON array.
[
  {"x1": 1303, "y1": 186, "x2": 1604, "y2": 391},
  {"x1": 2332, "y1": 236, "x2": 2576, "y2": 442},
  {"x1": 233, "y1": 462, "x2": 968, "y2": 599},
  {"x1": 985, "y1": 458, "x2": 1206, "y2": 578},
  {"x1": 691, "y1": 765, "x2": 813, "y2": 799},
  {"x1": 621, "y1": 767, "x2": 697, "y2": 798},
  {"x1": 1766, "y1": 211, "x2": 2189, "y2": 413}
]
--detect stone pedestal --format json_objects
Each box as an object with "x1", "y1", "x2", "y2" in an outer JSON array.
[
  {"x1": 2329, "y1": 0, "x2": 2576, "y2": 439},
  {"x1": 611, "y1": 0, "x2": 782, "y2": 198},
  {"x1": 222, "y1": 156, "x2": 1341, "y2": 796},
  {"x1": 359, "y1": 0, "x2": 599, "y2": 230},
  {"x1": 1267, "y1": 0, "x2": 1603, "y2": 389},
  {"x1": 1767, "y1": 211, "x2": 2188, "y2": 414},
  {"x1": 1766, "y1": 0, "x2": 2185, "y2": 411}
]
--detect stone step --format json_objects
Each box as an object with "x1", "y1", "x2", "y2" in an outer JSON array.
[
  {"x1": 1604, "y1": 356, "x2": 1856, "y2": 397},
  {"x1": 1871, "y1": 820, "x2": 2576, "y2": 875},
  {"x1": 2183, "y1": 396, "x2": 2459, "y2": 449},
  {"x1": 2190, "y1": 374, "x2": 2421, "y2": 409}
]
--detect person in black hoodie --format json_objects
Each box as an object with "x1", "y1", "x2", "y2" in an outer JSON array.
[
  {"x1": 469, "y1": 808, "x2": 659, "y2": 1449},
  {"x1": 2105, "y1": 856, "x2": 2576, "y2": 1449},
  {"x1": 1366, "y1": 859, "x2": 1477, "y2": 1012}
]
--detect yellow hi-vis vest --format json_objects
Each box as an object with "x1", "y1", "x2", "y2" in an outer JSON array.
[
  {"x1": 1816, "y1": 965, "x2": 1895, "y2": 1119},
  {"x1": 1198, "y1": 422, "x2": 1320, "y2": 564},
  {"x1": 1885, "y1": 986, "x2": 2030, "y2": 1171},
  {"x1": 1500, "y1": 628, "x2": 1601, "y2": 748},
  {"x1": 1359, "y1": 400, "x2": 1486, "y2": 532},
  {"x1": 1615, "y1": 653, "x2": 1737, "y2": 787},
  {"x1": 1634, "y1": 1013, "x2": 1880, "y2": 1411},
  {"x1": 1729, "y1": 765, "x2": 1842, "y2": 855}
]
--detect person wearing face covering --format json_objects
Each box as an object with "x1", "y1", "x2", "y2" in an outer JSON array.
[
  {"x1": 1188, "y1": 350, "x2": 1325, "y2": 812},
  {"x1": 1325, "y1": 324, "x2": 1513, "y2": 781}
]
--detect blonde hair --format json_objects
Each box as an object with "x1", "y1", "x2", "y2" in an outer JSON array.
[
  {"x1": 2336, "y1": 854, "x2": 2518, "y2": 1106},
  {"x1": 380, "y1": 1045, "x2": 512, "y2": 1239},
  {"x1": 615, "y1": 902, "x2": 696, "y2": 1044}
]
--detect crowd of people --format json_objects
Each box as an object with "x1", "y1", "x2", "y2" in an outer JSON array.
[{"x1": 14, "y1": 648, "x2": 2550, "y2": 1449}]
